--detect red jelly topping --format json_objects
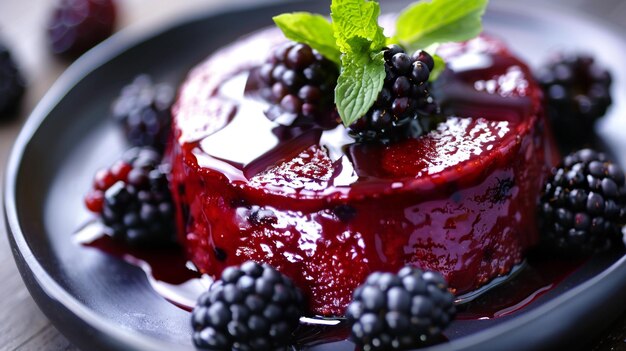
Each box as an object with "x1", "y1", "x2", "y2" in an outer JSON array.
[{"x1": 167, "y1": 28, "x2": 559, "y2": 316}]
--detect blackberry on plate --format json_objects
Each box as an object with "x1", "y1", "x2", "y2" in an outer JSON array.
[
  {"x1": 256, "y1": 42, "x2": 339, "y2": 127},
  {"x1": 111, "y1": 75, "x2": 174, "y2": 152},
  {"x1": 535, "y1": 53, "x2": 612, "y2": 147},
  {"x1": 539, "y1": 148, "x2": 626, "y2": 255},
  {"x1": 346, "y1": 266, "x2": 456, "y2": 350},
  {"x1": 191, "y1": 261, "x2": 304, "y2": 351},
  {"x1": 47, "y1": 0, "x2": 117, "y2": 58},
  {"x1": 84, "y1": 147, "x2": 176, "y2": 247},
  {"x1": 0, "y1": 42, "x2": 25, "y2": 119},
  {"x1": 348, "y1": 45, "x2": 437, "y2": 144}
]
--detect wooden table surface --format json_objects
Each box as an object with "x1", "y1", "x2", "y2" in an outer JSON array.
[{"x1": 0, "y1": 0, "x2": 625, "y2": 350}]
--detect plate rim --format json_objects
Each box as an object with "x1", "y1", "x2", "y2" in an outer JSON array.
[{"x1": 4, "y1": 1, "x2": 626, "y2": 350}]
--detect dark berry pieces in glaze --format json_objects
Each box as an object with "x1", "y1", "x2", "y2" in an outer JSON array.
[
  {"x1": 539, "y1": 148, "x2": 626, "y2": 255},
  {"x1": 0, "y1": 42, "x2": 25, "y2": 118},
  {"x1": 191, "y1": 261, "x2": 304, "y2": 351},
  {"x1": 47, "y1": 0, "x2": 117, "y2": 58},
  {"x1": 346, "y1": 267, "x2": 455, "y2": 350},
  {"x1": 536, "y1": 53, "x2": 612, "y2": 148},
  {"x1": 85, "y1": 147, "x2": 176, "y2": 247},
  {"x1": 348, "y1": 45, "x2": 436, "y2": 143},
  {"x1": 111, "y1": 75, "x2": 174, "y2": 152},
  {"x1": 256, "y1": 42, "x2": 339, "y2": 127}
]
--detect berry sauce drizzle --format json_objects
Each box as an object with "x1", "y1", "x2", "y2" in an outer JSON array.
[
  {"x1": 455, "y1": 251, "x2": 585, "y2": 319},
  {"x1": 75, "y1": 221, "x2": 205, "y2": 310},
  {"x1": 75, "y1": 221, "x2": 585, "y2": 321}
]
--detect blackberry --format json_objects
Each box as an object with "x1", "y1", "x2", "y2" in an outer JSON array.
[
  {"x1": 256, "y1": 42, "x2": 339, "y2": 127},
  {"x1": 539, "y1": 149, "x2": 626, "y2": 255},
  {"x1": 47, "y1": 0, "x2": 117, "y2": 58},
  {"x1": 346, "y1": 267, "x2": 456, "y2": 350},
  {"x1": 84, "y1": 147, "x2": 176, "y2": 247},
  {"x1": 111, "y1": 75, "x2": 174, "y2": 152},
  {"x1": 536, "y1": 53, "x2": 612, "y2": 147},
  {"x1": 0, "y1": 42, "x2": 25, "y2": 118},
  {"x1": 191, "y1": 261, "x2": 304, "y2": 351},
  {"x1": 348, "y1": 46, "x2": 437, "y2": 143}
]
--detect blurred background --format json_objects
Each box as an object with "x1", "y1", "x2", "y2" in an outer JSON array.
[{"x1": 0, "y1": 0, "x2": 625, "y2": 350}]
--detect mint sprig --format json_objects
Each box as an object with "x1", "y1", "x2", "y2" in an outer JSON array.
[
  {"x1": 330, "y1": 0, "x2": 386, "y2": 54},
  {"x1": 335, "y1": 50, "x2": 386, "y2": 127},
  {"x1": 272, "y1": 0, "x2": 489, "y2": 128},
  {"x1": 331, "y1": 0, "x2": 387, "y2": 126},
  {"x1": 394, "y1": 0, "x2": 489, "y2": 51}
]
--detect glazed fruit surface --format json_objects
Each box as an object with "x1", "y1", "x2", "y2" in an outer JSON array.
[{"x1": 168, "y1": 26, "x2": 558, "y2": 316}]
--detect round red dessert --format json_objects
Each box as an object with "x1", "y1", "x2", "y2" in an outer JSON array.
[{"x1": 168, "y1": 27, "x2": 558, "y2": 316}]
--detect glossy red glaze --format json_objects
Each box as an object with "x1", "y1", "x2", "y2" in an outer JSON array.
[
  {"x1": 77, "y1": 227, "x2": 585, "y2": 321},
  {"x1": 167, "y1": 27, "x2": 559, "y2": 316}
]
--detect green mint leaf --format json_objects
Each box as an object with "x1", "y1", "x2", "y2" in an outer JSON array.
[
  {"x1": 424, "y1": 42, "x2": 441, "y2": 53},
  {"x1": 345, "y1": 36, "x2": 372, "y2": 55},
  {"x1": 394, "y1": 0, "x2": 488, "y2": 51},
  {"x1": 429, "y1": 54, "x2": 445, "y2": 82},
  {"x1": 331, "y1": 0, "x2": 389, "y2": 126},
  {"x1": 273, "y1": 13, "x2": 341, "y2": 64},
  {"x1": 330, "y1": 0, "x2": 386, "y2": 54},
  {"x1": 335, "y1": 51, "x2": 386, "y2": 127}
]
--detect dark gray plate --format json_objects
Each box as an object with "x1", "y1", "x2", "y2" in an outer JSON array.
[{"x1": 4, "y1": 1, "x2": 626, "y2": 350}]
